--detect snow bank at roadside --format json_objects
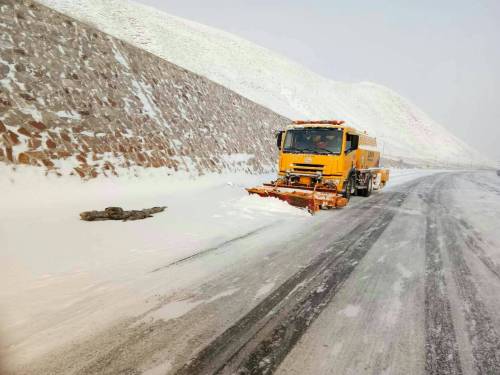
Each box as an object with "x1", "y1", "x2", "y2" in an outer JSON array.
[
  {"x1": 1, "y1": 164, "x2": 437, "y2": 291},
  {"x1": 1, "y1": 164, "x2": 438, "y2": 284},
  {"x1": 1, "y1": 164, "x2": 308, "y2": 281},
  {"x1": 0, "y1": 164, "x2": 312, "y2": 365}
]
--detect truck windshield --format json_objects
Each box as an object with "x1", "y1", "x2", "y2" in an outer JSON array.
[{"x1": 283, "y1": 128, "x2": 343, "y2": 155}]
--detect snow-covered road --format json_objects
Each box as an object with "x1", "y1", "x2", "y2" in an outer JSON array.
[{"x1": 2, "y1": 170, "x2": 500, "y2": 374}]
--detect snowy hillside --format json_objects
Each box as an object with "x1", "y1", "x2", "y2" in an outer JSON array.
[
  {"x1": 0, "y1": 1, "x2": 288, "y2": 177},
  {"x1": 38, "y1": 0, "x2": 492, "y2": 167}
]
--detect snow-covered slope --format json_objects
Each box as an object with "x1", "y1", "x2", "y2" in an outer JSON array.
[
  {"x1": 0, "y1": 1, "x2": 289, "y2": 178},
  {"x1": 37, "y1": 0, "x2": 492, "y2": 167}
]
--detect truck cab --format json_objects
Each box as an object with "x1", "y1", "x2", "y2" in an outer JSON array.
[{"x1": 276, "y1": 121, "x2": 385, "y2": 195}]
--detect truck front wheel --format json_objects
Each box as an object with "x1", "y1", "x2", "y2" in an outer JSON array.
[
  {"x1": 343, "y1": 175, "x2": 356, "y2": 200},
  {"x1": 359, "y1": 175, "x2": 373, "y2": 197}
]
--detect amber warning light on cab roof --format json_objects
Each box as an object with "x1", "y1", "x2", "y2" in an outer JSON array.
[{"x1": 292, "y1": 120, "x2": 345, "y2": 125}]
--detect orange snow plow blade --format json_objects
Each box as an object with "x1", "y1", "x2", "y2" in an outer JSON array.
[{"x1": 246, "y1": 184, "x2": 348, "y2": 213}]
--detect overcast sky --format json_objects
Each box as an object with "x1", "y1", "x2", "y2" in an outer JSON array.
[{"x1": 135, "y1": 0, "x2": 500, "y2": 162}]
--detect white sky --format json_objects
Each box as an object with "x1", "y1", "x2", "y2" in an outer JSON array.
[{"x1": 135, "y1": 0, "x2": 500, "y2": 161}]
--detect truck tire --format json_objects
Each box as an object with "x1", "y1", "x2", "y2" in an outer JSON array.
[
  {"x1": 360, "y1": 176, "x2": 373, "y2": 197},
  {"x1": 343, "y1": 175, "x2": 356, "y2": 200}
]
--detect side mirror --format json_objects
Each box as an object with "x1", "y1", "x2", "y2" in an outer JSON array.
[{"x1": 276, "y1": 131, "x2": 284, "y2": 150}]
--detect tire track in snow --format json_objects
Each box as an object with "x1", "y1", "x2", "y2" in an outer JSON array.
[
  {"x1": 444, "y1": 174, "x2": 500, "y2": 373},
  {"x1": 455, "y1": 174, "x2": 500, "y2": 281},
  {"x1": 467, "y1": 177, "x2": 500, "y2": 196},
  {"x1": 175, "y1": 189, "x2": 412, "y2": 375},
  {"x1": 424, "y1": 214, "x2": 463, "y2": 375},
  {"x1": 443, "y1": 218, "x2": 500, "y2": 373},
  {"x1": 423, "y1": 175, "x2": 463, "y2": 375},
  {"x1": 151, "y1": 224, "x2": 274, "y2": 272},
  {"x1": 426, "y1": 174, "x2": 500, "y2": 374},
  {"x1": 456, "y1": 218, "x2": 500, "y2": 282}
]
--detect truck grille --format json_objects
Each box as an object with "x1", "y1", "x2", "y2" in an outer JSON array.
[{"x1": 291, "y1": 163, "x2": 324, "y2": 174}]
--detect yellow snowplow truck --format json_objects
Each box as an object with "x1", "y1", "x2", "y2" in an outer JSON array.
[{"x1": 247, "y1": 120, "x2": 389, "y2": 213}]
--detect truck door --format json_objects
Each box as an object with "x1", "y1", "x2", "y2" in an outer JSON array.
[{"x1": 343, "y1": 133, "x2": 359, "y2": 173}]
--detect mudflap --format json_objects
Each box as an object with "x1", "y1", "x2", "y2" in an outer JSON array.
[{"x1": 246, "y1": 185, "x2": 348, "y2": 214}]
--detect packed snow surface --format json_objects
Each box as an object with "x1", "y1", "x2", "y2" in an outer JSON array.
[
  {"x1": 37, "y1": 0, "x2": 492, "y2": 167},
  {"x1": 0, "y1": 165, "x2": 436, "y2": 368},
  {"x1": 3, "y1": 169, "x2": 499, "y2": 373}
]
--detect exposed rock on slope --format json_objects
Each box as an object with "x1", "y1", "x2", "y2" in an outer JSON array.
[
  {"x1": 37, "y1": 0, "x2": 492, "y2": 167},
  {"x1": 0, "y1": 0, "x2": 288, "y2": 178}
]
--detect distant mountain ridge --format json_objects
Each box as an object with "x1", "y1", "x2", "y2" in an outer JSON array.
[{"x1": 37, "y1": 0, "x2": 493, "y2": 168}]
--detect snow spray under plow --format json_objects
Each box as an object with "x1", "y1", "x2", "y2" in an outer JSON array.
[{"x1": 246, "y1": 182, "x2": 348, "y2": 214}]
